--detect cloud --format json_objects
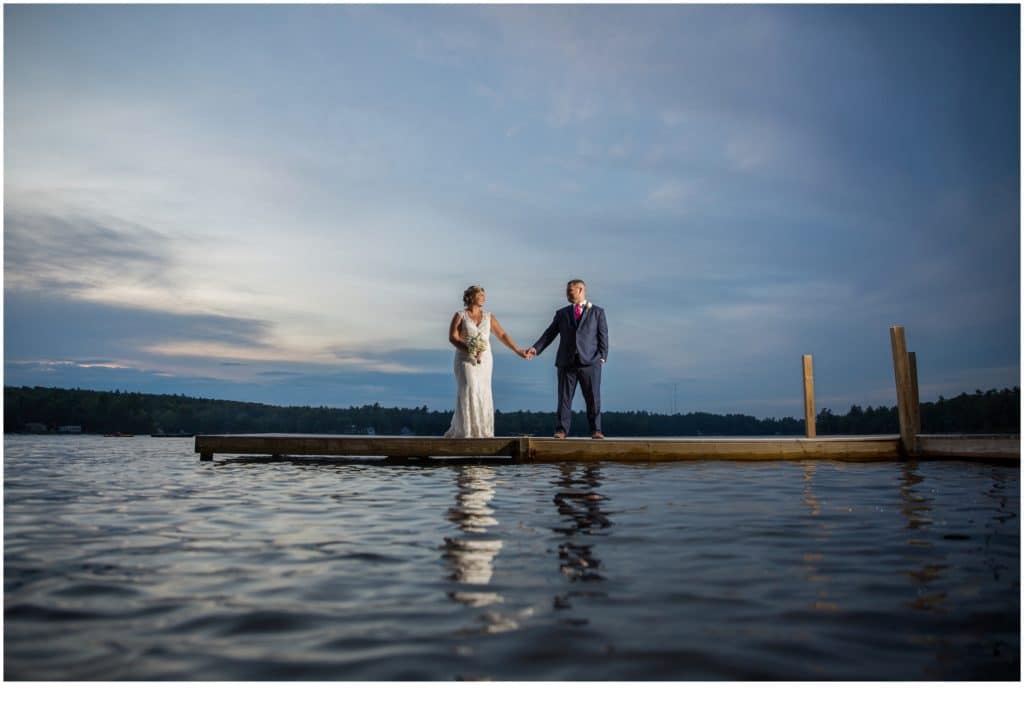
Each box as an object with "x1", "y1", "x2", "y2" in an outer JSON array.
[
  {"x1": 4, "y1": 206, "x2": 178, "y2": 295},
  {"x1": 548, "y1": 89, "x2": 598, "y2": 127},
  {"x1": 660, "y1": 110, "x2": 688, "y2": 128},
  {"x1": 4, "y1": 355, "x2": 462, "y2": 410},
  {"x1": 329, "y1": 347, "x2": 453, "y2": 374},
  {"x1": 4, "y1": 289, "x2": 273, "y2": 362},
  {"x1": 647, "y1": 179, "x2": 693, "y2": 210},
  {"x1": 725, "y1": 127, "x2": 779, "y2": 172}
]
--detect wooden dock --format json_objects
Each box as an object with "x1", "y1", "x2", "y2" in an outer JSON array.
[
  {"x1": 194, "y1": 433, "x2": 1019, "y2": 463},
  {"x1": 194, "y1": 326, "x2": 1019, "y2": 465}
]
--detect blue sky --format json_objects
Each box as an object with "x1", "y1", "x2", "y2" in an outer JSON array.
[{"x1": 3, "y1": 3, "x2": 1020, "y2": 418}]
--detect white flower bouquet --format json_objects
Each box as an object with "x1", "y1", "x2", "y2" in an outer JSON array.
[{"x1": 467, "y1": 333, "x2": 489, "y2": 364}]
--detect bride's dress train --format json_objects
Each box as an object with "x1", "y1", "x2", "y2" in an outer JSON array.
[{"x1": 444, "y1": 310, "x2": 494, "y2": 438}]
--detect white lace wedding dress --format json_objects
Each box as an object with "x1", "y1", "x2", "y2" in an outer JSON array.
[{"x1": 444, "y1": 310, "x2": 495, "y2": 438}]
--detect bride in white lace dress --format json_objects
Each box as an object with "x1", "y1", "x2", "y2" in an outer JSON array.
[{"x1": 445, "y1": 285, "x2": 528, "y2": 438}]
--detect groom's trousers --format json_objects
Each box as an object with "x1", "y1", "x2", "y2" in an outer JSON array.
[{"x1": 556, "y1": 361, "x2": 602, "y2": 434}]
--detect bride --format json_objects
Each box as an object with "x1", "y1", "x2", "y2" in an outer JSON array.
[{"x1": 444, "y1": 285, "x2": 528, "y2": 438}]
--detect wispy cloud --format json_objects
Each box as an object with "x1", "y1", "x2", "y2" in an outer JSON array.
[
  {"x1": 4, "y1": 207, "x2": 177, "y2": 295},
  {"x1": 647, "y1": 179, "x2": 693, "y2": 211},
  {"x1": 4, "y1": 289, "x2": 273, "y2": 361}
]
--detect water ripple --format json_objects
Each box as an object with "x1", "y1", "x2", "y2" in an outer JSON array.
[{"x1": 4, "y1": 437, "x2": 1019, "y2": 680}]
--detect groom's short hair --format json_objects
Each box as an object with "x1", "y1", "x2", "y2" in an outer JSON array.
[{"x1": 567, "y1": 279, "x2": 586, "y2": 288}]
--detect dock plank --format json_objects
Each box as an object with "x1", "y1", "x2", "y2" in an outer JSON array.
[
  {"x1": 194, "y1": 433, "x2": 1017, "y2": 463},
  {"x1": 195, "y1": 434, "x2": 517, "y2": 460},
  {"x1": 918, "y1": 434, "x2": 1020, "y2": 461},
  {"x1": 529, "y1": 437, "x2": 902, "y2": 462}
]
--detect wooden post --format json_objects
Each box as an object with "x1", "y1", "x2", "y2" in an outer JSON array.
[
  {"x1": 908, "y1": 351, "x2": 921, "y2": 437},
  {"x1": 802, "y1": 354, "x2": 816, "y2": 438},
  {"x1": 196, "y1": 436, "x2": 213, "y2": 461},
  {"x1": 511, "y1": 436, "x2": 529, "y2": 462},
  {"x1": 889, "y1": 326, "x2": 918, "y2": 456}
]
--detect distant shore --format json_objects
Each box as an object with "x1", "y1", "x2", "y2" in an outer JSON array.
[{"x1": 4, "y1": 385, "x2": 1019, "y2": 438}]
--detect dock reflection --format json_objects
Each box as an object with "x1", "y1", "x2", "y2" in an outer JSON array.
[
  {"x1": 899, "y1": 462, "x2": 948, "y2": 612},
  {"x1": 899, "y1": 461, "x2": 933, "y2": 531},
  {"x1": 800, "y1": 463, "x2": 839, "y2": 612}
]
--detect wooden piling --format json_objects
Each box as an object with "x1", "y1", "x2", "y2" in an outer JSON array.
[
  {"x1": 889, "y1": 326, "x2": 918, "y2": 456},
  {"x1": 511, "y1": 436, "x2": 532, "y2": 462},
  {"x1": 802, "y1": 354, "x2": 816, "y2": 438},
  {"x1": 908, "y1": 351, "x2": 921, "y2": 437}
]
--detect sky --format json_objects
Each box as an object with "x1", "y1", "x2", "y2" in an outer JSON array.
[{"x1": 2, "y1": 2, "x2": 1020, "y2": 418}]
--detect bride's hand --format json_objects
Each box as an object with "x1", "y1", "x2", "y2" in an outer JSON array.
[{"x1": 516, "y1": 348, "x2": 528, "y2": 359}]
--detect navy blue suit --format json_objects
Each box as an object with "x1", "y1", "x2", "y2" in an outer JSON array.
[{"x1": 531, "y1": 303, "x2": 608, "y2": 435}]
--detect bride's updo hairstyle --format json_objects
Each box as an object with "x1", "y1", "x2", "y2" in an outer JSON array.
[{"x1": 463, "y1": 285, "x2": 485, "y2": 308}]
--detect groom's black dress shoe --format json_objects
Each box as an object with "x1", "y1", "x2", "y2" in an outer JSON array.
[{"x1": 554, "y1": 430, "x2": 567, "y2": 439}]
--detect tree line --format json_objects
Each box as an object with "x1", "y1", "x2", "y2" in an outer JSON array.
[{"x1": 3, "y1": 385, "x2": 1019, "y2": 436}]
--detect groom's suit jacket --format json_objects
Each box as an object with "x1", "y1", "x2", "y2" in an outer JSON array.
[{"x1": 532, "y1": 303, "x2": 609, "y2": 368}]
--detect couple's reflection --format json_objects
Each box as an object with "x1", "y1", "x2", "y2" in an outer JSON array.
[
  {"x1": 440, "y1": 463, "x2": 613, "y2": 626},
  {"x1": 442, "y1": 465, "x2": 504, "y2": 608},
  {"x1": 552, "y1": 464, "x2": 612, "y2": 612}
]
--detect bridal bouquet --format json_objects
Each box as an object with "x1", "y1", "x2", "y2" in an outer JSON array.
[{"x1": 467, "y1": 333, "x2": 489, "y2": 364}]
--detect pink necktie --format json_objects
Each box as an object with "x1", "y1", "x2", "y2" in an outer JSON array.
[{"x1": 574, "y1": 304, "x2": 582, "y2": 321}]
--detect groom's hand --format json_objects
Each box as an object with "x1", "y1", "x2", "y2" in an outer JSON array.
[{"x1": 525, "y1": 347, "x2": 537, "y2": 359}]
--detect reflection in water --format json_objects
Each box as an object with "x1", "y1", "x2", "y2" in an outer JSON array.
[
  {"x1": 899, "y1": 461, "x2": 933, "y2": 531},
  {"x1": 442, "y1": 466, "x2": 530, "y2": 636},
  {"x1": 443, "y1": 466, "x2": 503, "y2": 591},
  {"x1": 551, "y1": 465, "x2": 612, "y2": 613},
  {"x1": 983, "y1": 469, "x2": 1017, "y2": 585},
  {"x1": 800, "y1": 464, "x2": 838, "y2": 612},
  {"x1": 899, "y1": 462, "x2": 948, "y2": 612},
  {"x1": 801, "y1": 463, "x2": 821, "y2": 517},
  {"x1": 985, "y1": 469, "x2": 1016, "y2": 526}
]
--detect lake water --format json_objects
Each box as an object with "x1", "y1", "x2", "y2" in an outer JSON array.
[{"x1": 3, "y1": 435, "x2": 1019, "y2": 680}]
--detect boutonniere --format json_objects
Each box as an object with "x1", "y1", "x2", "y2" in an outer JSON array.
[{"x1": 584, "y1": 301, "x2": 593, "y2": 311}]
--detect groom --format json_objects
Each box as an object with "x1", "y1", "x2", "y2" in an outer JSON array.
[{"x1": 526, "y1": 279, "x2": 608, "y2": 439}]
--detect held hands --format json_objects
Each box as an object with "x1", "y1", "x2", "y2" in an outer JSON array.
[{"x1": 524, "y1": 347, "x2": 537, "y2": 360}]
